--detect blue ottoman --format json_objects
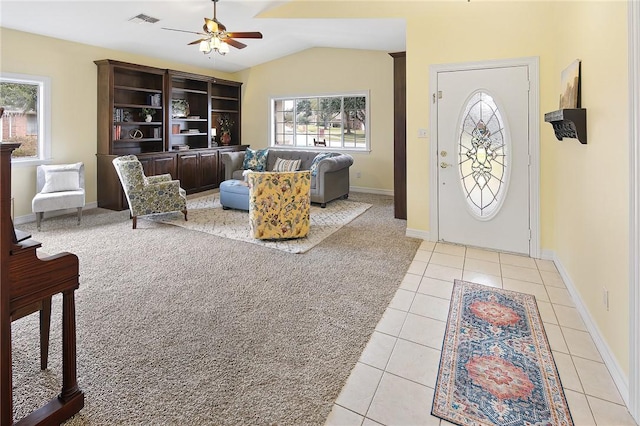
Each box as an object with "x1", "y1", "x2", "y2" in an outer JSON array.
[{"x1": 219, "y1": 179, "x2": 249, "y2": 211}]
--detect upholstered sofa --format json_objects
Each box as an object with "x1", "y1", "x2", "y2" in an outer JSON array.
[{"x1": 220, "y1": 149, "x2": 353, "y2": 207}]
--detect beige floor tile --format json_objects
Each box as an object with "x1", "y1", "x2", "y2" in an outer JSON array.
[
  {"x1": 375, "y1": 308, "x2": 407, "y2": 337},
  {"x1": 461, "y1": 271, "x2": 502, "y2": 288},
  {"x1": 563, "y1": 389, "x2": 596, "y2": 426},
  {"x1": 501, "y1": 264, "x2": 543, "y2": 283},
  {"x1": 388, "y1": 289, "x2": 415, "y2": 312},
  {"x1": 359, "y1": 331, "x2": 397, "y2": 370},
  {"x1": 385, "y1": 339, "x2": 441, "y2": 386},
  {"x1": 546, "y1": 286, "x2": 574, "y2": 307},
  {"x1": 409, "y1": 293, "x2": 451, "y2": 322},
  {"x1": 325, "y1": 404, "x2": 364, "y2": 426},
  {"x1": 552, "y1": 351, "x2": 583, "y2": 393},
  {"x1": 399, "y1": 273, "x2": 422, "y2": 292},
  {"x1": 419, "y1": 240, "x2": 436, "y2": 252},
  {"x1": 537, "y1": 300, "x2": 558, "y2": 324},
  {"x1": 573, "y1": 357, "x2": 624, "y2": 405},
  {"x1": 587, "y1": 395, "x2": 637, "y2": 426},
  {"x1": 554, "y1": 305, "x2": 586, "y2": 331},
  {"x1": 562, "y1": 328, "x2": 602, "y2": 362},
  {"x1": 463, "y1": 257, "x2": 502, "y2": 276},
  {"x1": 399, "y1": 313, "x2": 446, "y2": 350},
  {"x1": 434, "y1": 242, "x2": 466, "y2": 257},
  {"x1": 535, "y1": 258, "x2": 558, "y2": 272},
  {"x1": 417, "y1": 277, "x2": 454, "y2": 300},
  {"x1": 502, "y1": 278, "x2": 549, "y2": 302},
  {"x1": 362, "y1": 418, "x2": 382, "y2": 426},
  {"x1": 413, "y1": 249, "x2": 433, "y2": 263},
  {"x1": 543, "y1": 323, "x2": 569, "y2": 353},
  {"x1": 366, "y1": 373, "x2": 440, "y2": 426},
  {"x1": 429, "y1": 252, "x2": 465, "y2": 269},
  {"x1": 540, "y1": 270, "x2": 566, "y2": 288},
  {"x1": 335, "y1": 362, "x2": 383, "y2": 416},
  {"x1": 499, "y1": 252, "x2": 538, "y2": 269},
  {"x1": 407, "y1": 260, "x2": 428, "y2": 276},
  {"x1": 424, "y1": 264, "x2": 463, "y2": 282},
  {"x1": 465, "y1": 247, "x2": 500, "y2": 263}
]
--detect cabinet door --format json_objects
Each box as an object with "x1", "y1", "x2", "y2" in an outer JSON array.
[
  {"x1": 153, "y1": 155, "x2": 177, "y2": 178},
  {"x1": 178, "y1": 153, "x2": 200, "y2": 193},
  {"x1": 199, "y1": 151, "x2": 218, "y2": 190}
]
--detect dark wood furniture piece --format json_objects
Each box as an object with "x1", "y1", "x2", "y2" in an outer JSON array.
[
  {"x1": 390, "y1": 52, "x2": 407, "y2": 220},
  {"x1": 1, "y1": 142, "x2": 84, "y2": 425},
  {"x1": 95, "y1": 60, "x2": 246, "y2": 210}
]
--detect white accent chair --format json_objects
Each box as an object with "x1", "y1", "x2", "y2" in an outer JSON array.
[{"x1": 32, "y1": 163, "x2": 85, "y2": 231}]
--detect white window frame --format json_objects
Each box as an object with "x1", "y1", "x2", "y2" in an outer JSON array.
[
  {"x1": 269, "y1": 91, "x2": 370, "y2": 152},
  {"x1": 0, "y1": 72, "x2": 52, "y2": 166}
]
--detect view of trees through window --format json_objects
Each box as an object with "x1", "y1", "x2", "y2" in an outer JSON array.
[
  {"x1": 0, "y1": 78, "x2": 40, "y2": 158},
  {"x1": 273, "y1": 94, "x2": 367, "y2": 150}
]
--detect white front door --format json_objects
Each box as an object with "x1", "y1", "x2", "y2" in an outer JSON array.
[{"x1": 437, "y1": 65, "x2": 530, "y2": 254}]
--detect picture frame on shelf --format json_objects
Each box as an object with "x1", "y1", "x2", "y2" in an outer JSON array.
[
  {"x1": 559, "y1": 59, "x2": 581, "y2": 109},
  {"x1": 171, "y1": 99, "x2": 190, "y2": 118}
]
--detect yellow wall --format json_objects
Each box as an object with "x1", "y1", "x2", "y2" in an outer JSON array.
[
  {"x1": 551, "y1": 1, "x2": 629, "y2": 374},
  {"x1": 233, "y1": 47, "x2": 394, "y2": 192},
  {"x1": 0, "y1": 28, "x2": 235, "y2": 218}
]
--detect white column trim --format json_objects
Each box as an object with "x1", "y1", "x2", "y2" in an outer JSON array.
[{"x1": 628, "y1": 0, "x2": 640, "y2": 422}]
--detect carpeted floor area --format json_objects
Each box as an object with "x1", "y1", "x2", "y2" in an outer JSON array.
[{"x1": 10, "y1": 192, "x2": 420, "y2": 425}]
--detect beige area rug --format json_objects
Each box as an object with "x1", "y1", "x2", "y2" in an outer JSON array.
[{"x1": 146, "y1": 194, "x2": 372, "y2": 254}]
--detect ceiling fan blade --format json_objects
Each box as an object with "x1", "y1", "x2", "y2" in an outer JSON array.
[
  {"x1": 188, "y1": 38, "x2": 208, "y2": 46},
  {"x1": 162, "y1": 27, "x2": 206, "y2": 36},
  {"x1": 224, "y1": 38, "x2": 247, "y2": 50},
  {"x1": 225, "y1": 32, "x2": 263, "y2": 39}
]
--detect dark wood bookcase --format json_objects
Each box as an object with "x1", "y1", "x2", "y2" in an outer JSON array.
[{"x1": 95, "y1": 60, "x2": 245, "y2": 210}]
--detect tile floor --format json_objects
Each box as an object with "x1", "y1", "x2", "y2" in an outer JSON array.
[{"x1": 326, "y1": 241, "x2": 638, "y2": 426}]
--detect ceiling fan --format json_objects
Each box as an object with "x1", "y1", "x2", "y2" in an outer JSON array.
[{"x1": 162, "y1": 0, "x2": 263, "y2": 55}]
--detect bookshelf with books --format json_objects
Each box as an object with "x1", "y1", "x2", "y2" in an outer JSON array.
[{"x1": 95, "y1": 59, "x2": 246, "y2": 209}]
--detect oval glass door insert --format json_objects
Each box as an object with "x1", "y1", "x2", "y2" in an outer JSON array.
[{"x1": 457, "y1": 91, "x2": 509, "y2": 219}]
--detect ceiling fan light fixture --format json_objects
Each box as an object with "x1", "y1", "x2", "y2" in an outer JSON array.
[
  {"x1": 219, "y1": 42, "x2": 230, "y2": 54},
  {"x1": 199, "y1": 40, "x2": 212, "y2": 54}
]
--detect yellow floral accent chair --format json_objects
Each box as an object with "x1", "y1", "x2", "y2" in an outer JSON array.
[
  {"x1": 112, "y1": 155, "x2": 188, "y2": 229},
  {"x1": 247, "y1": 171, "x2": 311, "y2": 240}
]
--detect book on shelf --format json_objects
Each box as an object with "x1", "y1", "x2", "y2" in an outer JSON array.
[
  {"x1": 173, "y1": 144, "x2": 189, "y2": 151},
  {"x1": 153, "y1": 127, "x2": 160, "y2": 139},
  {"x1": 148, "y1": 93, "x2": 162, "y2": 107},
  {"x1": 113, "y1": 125, "x2": 122, "y2": 140}
]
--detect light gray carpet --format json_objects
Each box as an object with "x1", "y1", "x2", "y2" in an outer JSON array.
[{"x1": 11, "y1": 192, "x2": 420, "y2": 425}]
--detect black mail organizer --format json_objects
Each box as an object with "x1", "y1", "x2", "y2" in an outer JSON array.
[{"x1": 544, "y1": 108, "x2": 587, "y2": 144}]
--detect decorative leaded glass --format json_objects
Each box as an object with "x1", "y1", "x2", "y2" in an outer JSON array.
[{"x1": 457, "y1": 92, "x2": 508, "y2": 218}]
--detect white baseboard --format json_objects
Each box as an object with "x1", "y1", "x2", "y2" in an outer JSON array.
[
  {"x1": 406, "y1": 228, "x2": 430, "y2": 240},
  {"x1": 550, "y1": 251, "x2": 630, "y2": 407},
  {"x1": 350, "y1": 186, "x2": 394, "y2": 196},
  {"x1": 13, "y1": 202, "x2": 99, "y2": 226}
]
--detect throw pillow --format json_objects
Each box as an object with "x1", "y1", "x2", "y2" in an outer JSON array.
[
  {"x1": 273, "y1": 157, "x2": 301, "y2": 172},
  {"x1": 309, "y1": 153, "x2": 332, "y2": 177},
  {"x1": 40, "y1": 163, "x2": 82, "y2": 193},
  {"x1": 242, "y1": 148, "x2": 269, "y2": 172}
]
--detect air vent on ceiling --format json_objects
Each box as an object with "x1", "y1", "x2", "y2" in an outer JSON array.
[{"x1": 129, "y1": 14, "x2": 160, "y2": 24}]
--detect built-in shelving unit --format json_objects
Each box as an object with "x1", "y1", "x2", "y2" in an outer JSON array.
[{"x1": 95, "y1": 59, "x2": 246, "y2": 210}]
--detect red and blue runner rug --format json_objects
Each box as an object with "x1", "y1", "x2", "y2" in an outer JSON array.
[{"x1": 432, "y1": 280, "x2": 574, "y2": 426}]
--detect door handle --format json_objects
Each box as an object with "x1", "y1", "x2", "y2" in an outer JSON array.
[{"x1": 440, "y1": 162, "x2": 453, "y2": 169}]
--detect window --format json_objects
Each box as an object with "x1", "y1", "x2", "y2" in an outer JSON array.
[
  {"x1": 0, "y1": 73, "x2": 51, "y2": 163},
  {"x1": 271, "y1": 93, "x2": 369, "y2": 151}
]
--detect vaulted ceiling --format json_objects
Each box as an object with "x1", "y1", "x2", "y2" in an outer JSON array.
[{"x1": 0, "y1": 1, "x2": 406, "y2": 73}]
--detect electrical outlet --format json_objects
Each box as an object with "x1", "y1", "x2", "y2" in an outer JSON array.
[
  {"x1": 603, "y1": 287, "x2": 609, "y2": 311},
  {"x1": 418, "y1": 128, "x2": 429, "y2": 138},
  {"x1": 355, "y1": 171, "x2": 362, "y2": 179}
]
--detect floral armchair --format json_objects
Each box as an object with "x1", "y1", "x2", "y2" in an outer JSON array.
[
  {"x1": 112, "y1": 155, "x2": 187, "y2": 229},
  {"x1": 247, "y1": 171, "x2": 311, "y2": 240}
]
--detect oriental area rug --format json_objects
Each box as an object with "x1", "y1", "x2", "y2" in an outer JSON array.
[
  {"x1": 432, "y1": 280, "x2": 574, "y2": 426},
  {"x1": 146, "y1": 194, "x2": 371, "y2": 254}
]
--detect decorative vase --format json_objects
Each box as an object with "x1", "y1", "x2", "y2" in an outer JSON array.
[
  {"x1": 221, "y1": 132, "x2": 231, "y2": 146},
  {"x1": 145, "y1": 114, "x2": 152, "y2": 122}
]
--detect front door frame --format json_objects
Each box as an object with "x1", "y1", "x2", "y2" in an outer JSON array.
[{"x1": 429, "y1": 57, "x2": 540, "y2": 257}]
